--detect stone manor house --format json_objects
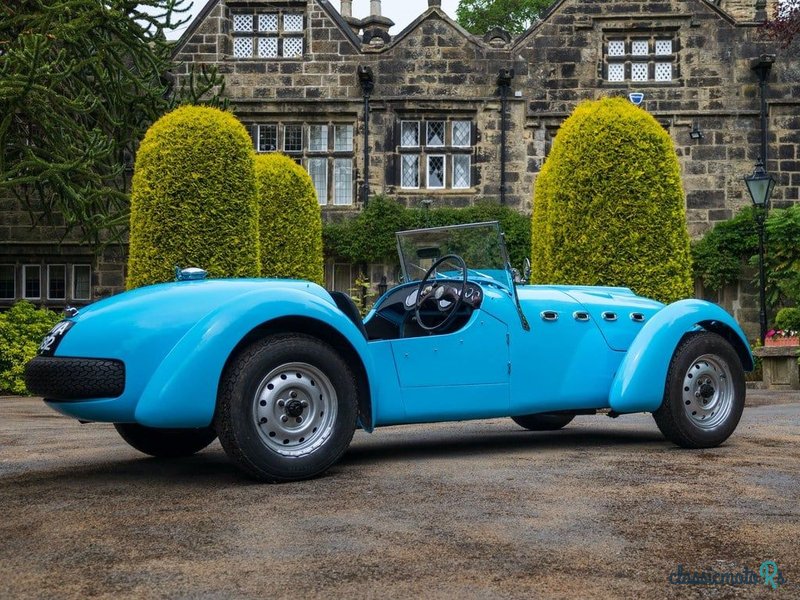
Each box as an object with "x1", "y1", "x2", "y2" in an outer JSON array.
[{"x1": 1, "y1": 0, "x2": 797, "y2": 333}]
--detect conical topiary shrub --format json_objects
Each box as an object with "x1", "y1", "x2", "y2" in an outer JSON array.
[
  {"x1": 531, "y1": 96, "x2": 693, "y2": 303},
  {"x1": 254, "y1": 153, "x2": 324, "y2": 285},
  {"x1": 127, "y1": 105, "x2": 260, "y2": 288}
]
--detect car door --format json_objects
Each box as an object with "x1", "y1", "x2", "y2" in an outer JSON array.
[{"x1": 389, "y1": 292, "x2": 510, "y2": 423}]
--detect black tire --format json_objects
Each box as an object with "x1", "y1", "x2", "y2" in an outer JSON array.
[
  {"x1": 653, "y1": 331, "x2": 745, "y2": 449},
  {"x1": 512, "y1": 413, "x2": 575, "y2": 431},
  {"x1": 114, "y1": 423, "x2": 217, "y2": 458},
  {"x1": 215, "y1": 333, "x2": 358, "y2": 483}
]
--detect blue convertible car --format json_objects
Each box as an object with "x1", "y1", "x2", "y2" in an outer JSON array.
[{"x1": 26, "y1": 222, "x2": 752, "y2": 482}]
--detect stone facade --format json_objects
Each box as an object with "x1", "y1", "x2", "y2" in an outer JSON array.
[{"x1": 1, "y1": 0, "x2": 797, "y2": 339}]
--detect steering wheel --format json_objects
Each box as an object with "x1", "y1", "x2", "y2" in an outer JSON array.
[{"x1": 414, "y1": 254, "x2": 468, "y2": 332}]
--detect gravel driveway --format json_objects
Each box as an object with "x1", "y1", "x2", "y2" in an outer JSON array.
[{"x1": 1, "y1": 393, "x2": 797, "y2": 599}]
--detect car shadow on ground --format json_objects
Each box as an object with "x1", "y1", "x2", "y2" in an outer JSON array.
[
  {"x1": 1, "y1": 425, "x2": 666, "y2": 488},
  {"x1": 342, "y1": 426, "x2": 667, "y2": 466}
]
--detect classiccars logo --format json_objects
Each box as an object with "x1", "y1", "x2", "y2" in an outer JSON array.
[{"x1": 668, "y1": 561, "x2": 787, "y2": 589}]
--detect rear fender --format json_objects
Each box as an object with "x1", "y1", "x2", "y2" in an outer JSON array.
[
  {"x1": 608, "y1": 300, "x2": 753, "y2": 414},
  {"x1": 134, "y1": 288, "x2": 376, "y2": 429}
]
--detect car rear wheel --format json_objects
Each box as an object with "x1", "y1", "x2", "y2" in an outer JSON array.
[
  {"x1": 511, "y1": 413, "x2": 574, "y2": 431},
  {"x1": 114, "y1": 423, "x2": 217, "y2": 458},
  {"x1": 215, "y1": 333, "x2": 358, "y2": 483},
  {"x1": 653, "y1": 331, "x2": 745, "y2": 448}
]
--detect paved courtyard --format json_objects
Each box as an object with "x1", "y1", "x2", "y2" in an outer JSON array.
[{"x1": 1, "y1": 393, "x2": 797, "y2": 599}]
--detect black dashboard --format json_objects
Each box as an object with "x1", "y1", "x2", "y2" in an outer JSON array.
[{"x1": 364, "y1": 281, "x2": 483, "y2": 340}]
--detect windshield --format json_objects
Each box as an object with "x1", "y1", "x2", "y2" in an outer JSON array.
[{"x1": 396, "y1": 221, "x2": 512, "y2": 289}]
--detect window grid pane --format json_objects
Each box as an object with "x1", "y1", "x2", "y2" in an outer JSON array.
[
  {"x1": 233, "y1": 37, "x2": 253, "y2": 58},
  {"x1": 24, "y1": 266, "x2": 40, "y2": 299},
  {"x1": 309, "y1": 125, "x2": 328, "y2": 152},
  {"x1": 258, "y1": 125, "x2": 278, "y2": 152},
  {"x1": 452, "y1": 121, "x2": 471, "y2": 147},
  {"x1": 453, "y1": 155, "x2": 471, "y2": 189},
  {"x1": 427, "y1": 156, "x2": 445, "y2": 188},
  {"x1": 401, "y1": 155, "x2": 419, "y2": 188},
  {"x1": 655, "y1": 62, "x2": 672, "y2": 82},
  {"x1": 607, "y1": 40, "x2": 625, "y2": 57},
  {"x1": 258, "y1": 37, "x2": 278, "y2": 58},
  {"x1": 655, "y1": 39, "x2": 673, "y2": 55},
  {"x1": 284, "y1": 14, "x2": 304, "y2": 32},
  {"x1": 631, "y1": 40, "x2": 649, "y2": 56},
  {"x1": 284, "y1": 125, "x2": 303, "y2": 153},
  {"x1": 334, "y1": 125, "x2": 353, "y2": 152},
  {"x1": 48, "y1": 265, "x2": 66, "y2": 300},
  {"x1": 631, "y1": 62, "x2": 648, "y2": 81},
  {"x1": 333, "y1": 159, "x2": 353, "y2": 205},
  {"x1": 608, "y1": 63, "x2": 624, "y2": 82},
  {"x1": 283, "y1": 37, "x2": 303, "y2": 58},
  {"x1": 308, "y1": 158, "x2": 328, "y2": 205},
  {"x1": 258, "y1": 14, "x2": 278, "y2": 32},
  {"x1": 427, "y1": 121, "x2": 445, "y2": 146},
  {"x1": 401, "y1": 122, "x2": 419, "y2": 147},
  {"x1": 73, "y1": 265, "x2": 91, "y2": 300},
  {"x1": 0, "y1": 265, "x2": 14, "y2": 299},
  {"x1": 233, "y1": 14, "x2": 253, "y2": 32}
]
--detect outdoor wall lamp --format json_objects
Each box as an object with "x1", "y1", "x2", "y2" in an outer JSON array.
[{"x1": 689, "y1": 123, "x2": 704, "y2": 140}]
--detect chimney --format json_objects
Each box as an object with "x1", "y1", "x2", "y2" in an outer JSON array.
[
  {"x1": 361, "y1": 0, "x2": 394, "y2": 47},
  {"x1": 340, "y1": 0, "x2": 352, "y2": 18}
]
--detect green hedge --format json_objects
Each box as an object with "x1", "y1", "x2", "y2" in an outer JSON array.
[
  {"x1": 774, "y1": 307, "x2": 800, "y2": 332},
  {"x1": 127, "y1": 105, "x2": 260, "y2": 289},
  {"x1": 692, "y1": 204, "x2": 800, "y2": 309},
  {"x1": 324, "y1": 196, "x2": 531, "y2": 271},
  {"x1": 0, "y1": 302, "x2": 61, "y2": 395},
  {"x1": 254, "y1": 153, "x2": 324, "y2": 284},
  {"x1": 531, "y1": 97, "x2": 693, "y2": 304}
]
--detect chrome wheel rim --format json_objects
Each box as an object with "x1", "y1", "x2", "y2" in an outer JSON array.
[
  {"x1": 252, "y1": 362, "x2": 337, "y2": 457},
  {"x1": 681, "y1": 354, "x2": 733, "y2": 430}
]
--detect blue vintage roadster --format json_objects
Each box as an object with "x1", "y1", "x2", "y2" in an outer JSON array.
[{"x1": 26, "y1": 222, "x2": 752, "y2": 482}]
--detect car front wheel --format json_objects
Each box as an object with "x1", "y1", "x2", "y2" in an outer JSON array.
[
  {"x1": 114, "y1": 423, "x2": 217, "y2": 458},
  {"x1": 215, "y1": 334, "x2": 358, "y2": 482},
  {"x1": 653, "y1": 331, "x2": 745, "y2": 448}
]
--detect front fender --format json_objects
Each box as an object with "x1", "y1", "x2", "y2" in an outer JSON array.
[
  {"x1": 608, "y1": 300, "x2": 753, "y2": 414},
  {"x1": 134, "y1": 287, "x2": 376, "y2": 429}
]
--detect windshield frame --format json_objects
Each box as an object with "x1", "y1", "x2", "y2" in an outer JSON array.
[{"x1": 395, "y1": 221, "x2": 513, "y2": 289}]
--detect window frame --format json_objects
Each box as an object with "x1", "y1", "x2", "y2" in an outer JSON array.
[
  {"x1": 400, "y1": 154, "x2": 421, "y2": 190},
  {"x1": 232, "y1": 11, "x2": 305, "y2": 60},
  {"x1": 400, "y1": 121, "x2": 420, "y2": 148},
  {"x1": 72, "y1": 264, "x2": 92, "y2": 301},
  {"x1": 283, "y1": 124, "x2": 304, "y2": 154},
  {"x1": 426, "y1": 121, "x2": 446, "y2": 148},
  {"x1": 333, "y1": 158, "x2": 354, "y2": 206},
  {"x1": 452, "y1": 154, "x2": 472, "y2": 190},
  {"x1": 307, "y1": 157, "x2": 328, "y2": 205},
  {"x1": 258, "y1": 124, "x2": 278, "y2": 153},
  {"x1": 0, "y1": 264, "x2": 15, "y2": 300},
  {"x1": 333, "y1": 124, "x2": 354, "y2": 153},
  {"x1": 452, "y1": 121, "x2": 472, "y2": 148},
  {"x1": 426, "y1": 154, "x2": 446, "y2": 190},
  {"x1": 22, "y1": 264, "x2": 41, "y2": 300},
  {"x1": 47, "y1": 264, "x2": 67, "y2": 301},
  {"x1": 308, "y1": 124, "x2": 329, "y2": 153}
]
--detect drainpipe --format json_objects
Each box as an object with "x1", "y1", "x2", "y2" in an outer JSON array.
[
  {"x1": 751, "y1": 54, "x2": 774, "y2": 169},
  {"x1": 496, "y1": 68, "x2": 514, "y2": 205},
  {"x1": 357, "y1": 66, "x2": 375, "y2": 207}
]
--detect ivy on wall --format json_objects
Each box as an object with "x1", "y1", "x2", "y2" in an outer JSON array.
[{"x1": 323, "y1": 197, "x2": 531, "y2": 271}]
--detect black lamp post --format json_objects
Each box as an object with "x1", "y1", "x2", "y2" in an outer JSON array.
[{"x1": 744, "y1": 161, "x2": 776, "y2": 343}]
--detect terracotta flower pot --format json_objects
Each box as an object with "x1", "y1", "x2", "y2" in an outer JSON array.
[{"x1": 765, "y1": 336, "x2": 800, "y2": 347}]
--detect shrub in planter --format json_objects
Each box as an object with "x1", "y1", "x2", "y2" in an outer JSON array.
[
  {"x1": 531, "y1": 97, "x2": 693, "y2": 304},
  {"x1": 254, "y1": 153, "x2": 324, "y2": 284},
  {"x1": 0, "y1": 302, "x2": 61, "y2": 395},
  {"x1": 127, "y1": 105, "x2": 260, "y2": 289}
]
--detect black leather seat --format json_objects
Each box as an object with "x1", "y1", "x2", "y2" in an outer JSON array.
[{"x1": 330, "y1": 291, "x2": 368, "y2": 340}]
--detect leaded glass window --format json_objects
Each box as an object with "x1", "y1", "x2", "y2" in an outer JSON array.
[
  {"x1": 334, "y1": 125, "x2": 353, "y2": 152},
  {"x1": 452, "y1": 121, "x2": 471, "y2": 147},
  {"x1": 401, "y1": 121, "x2": 419, "y2": 147},
  {"x1": 426, "y1": 121, "x2": 445, "y2": 147},
  {"x1": 427, "y1": 156, "x2": 445, "y2": 189},
  {"x1": 333, "y1": 159, "x2": 353, "y2": 205},
  {"x1": 309, "y1": 125, "x2": 328, "y2": 152},
  {"x1": 453, "y1": 155, "x2": 471, "y2": 189},
  {"x1": 401, "y1": 155, "x2": 420, "y2": 188},
  {"x1": 284, "y1": 125, "x2": 303, "y2": 153},
  {"x1": 73, "y1": 265, "x2": 91, "y2": 300},
  {"x1": 308, "y1": 158, "x2": 328, "y2": 205}
]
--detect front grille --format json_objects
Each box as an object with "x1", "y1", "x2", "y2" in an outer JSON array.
[{"x1": 24, "y1": 356, "x2": 125, "y2": 401}]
